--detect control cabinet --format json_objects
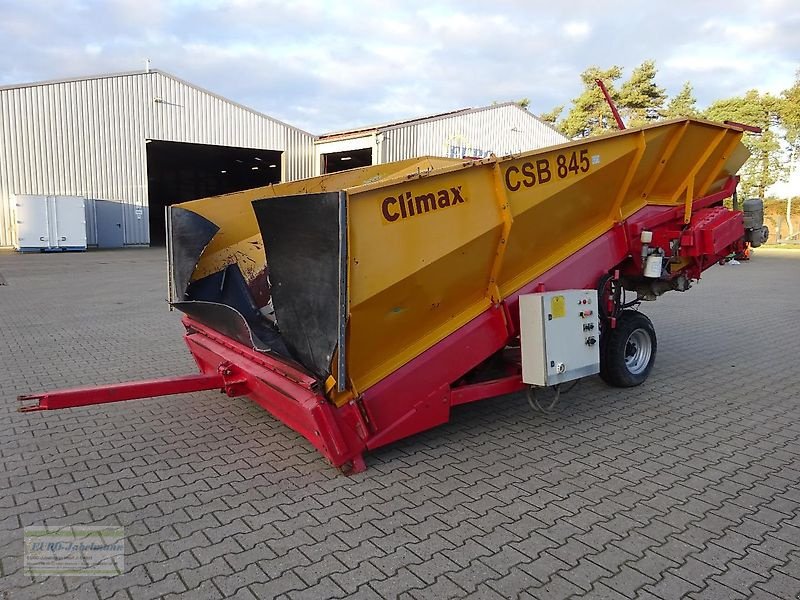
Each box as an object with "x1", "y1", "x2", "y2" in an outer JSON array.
[{"x1": 520, "y1": 289, "x2": 600, "y2": 386}]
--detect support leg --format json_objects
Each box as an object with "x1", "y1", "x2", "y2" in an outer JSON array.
[{"x1": 340, "y1": 454, "x2": 367, "y2": 476}]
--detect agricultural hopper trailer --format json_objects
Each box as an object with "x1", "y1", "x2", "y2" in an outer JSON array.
[{"x1": 20, "y1": 119, "x2": 768, "y2": 473}]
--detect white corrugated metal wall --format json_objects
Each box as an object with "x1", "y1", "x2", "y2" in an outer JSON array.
[
  {"x1": 379, "y1": 103, "x2": 566, "y2": 164},
  {"x1": 0, "y1": 70, "x2": 314, "y2": 246}
]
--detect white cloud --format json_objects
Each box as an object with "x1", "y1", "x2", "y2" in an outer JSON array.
[
  {"x1": 664, "y1": 42, "x2": 797, "y2": 97},
  {"x1": 562, "y1": 21, "x2": 591, "y2": 40},
  {"x1": 0, "y1": 0, "x2": 797, "y2": 132},
  {"x1": 699, "y1": 19, "x2": 779, "y2": 47},
  {"x1": 665, "y1": 49, "x2": 756, "y2": 74}
]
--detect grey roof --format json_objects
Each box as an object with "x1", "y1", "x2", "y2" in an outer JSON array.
[
  {"x1": 0, "y1": 71, "x2": 561, "y2": 140},
  {"x1": 0, "y1": 68, "x2": 312, "y2": 136},
  {"x1": 316, "y1": 102, "x2": 554, "y2": 141}
]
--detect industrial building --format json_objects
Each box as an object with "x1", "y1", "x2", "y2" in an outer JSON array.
[
  {"x1": 314, "y1": 103, "x2": 566, "y2": 174},
  {"x1": 0, "y1": 69, "x2": 314, "y2": 247},
  {"x1": 0, "y1": 70, "x2": 565, "y2": 248}
]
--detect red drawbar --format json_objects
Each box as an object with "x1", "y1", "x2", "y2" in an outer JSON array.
[{"x1": 18, "y1": 373, "x2": 228, "y2": 412}]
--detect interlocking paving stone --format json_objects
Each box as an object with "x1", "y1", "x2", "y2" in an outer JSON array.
[{"x1": 1, "y1": 247, "x2": 799, "y2": 599}]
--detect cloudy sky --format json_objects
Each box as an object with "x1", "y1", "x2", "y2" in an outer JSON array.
[{"x1": 0, "y1": 0, "x2": 798, "y2": 134}]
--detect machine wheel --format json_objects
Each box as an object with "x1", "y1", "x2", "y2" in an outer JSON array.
[{"x1": 600, "y1": 311, "x2": 657, "y2": 387}]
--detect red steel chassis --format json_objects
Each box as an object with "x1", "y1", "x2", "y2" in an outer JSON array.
[{"x1": 19, "y1": 178, "x2": 746, "y2": 473}]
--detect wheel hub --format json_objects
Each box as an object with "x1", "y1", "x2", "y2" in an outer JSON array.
[{"x1": 624, "y1": 328, "x2": 652, "y2": 375}]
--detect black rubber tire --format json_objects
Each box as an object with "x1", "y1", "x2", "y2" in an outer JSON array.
[{"x1": 600, "y1": 311, "x2": 657, "y2": 388}]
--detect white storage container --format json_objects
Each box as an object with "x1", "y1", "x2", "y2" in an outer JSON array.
[{"x1": 12, "y1": 195, "x2": 87, "y2": 252}]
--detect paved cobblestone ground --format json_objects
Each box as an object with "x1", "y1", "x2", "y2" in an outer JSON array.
[{"x1": 0, "y1": 247, "x2": 798, "y2": 600}]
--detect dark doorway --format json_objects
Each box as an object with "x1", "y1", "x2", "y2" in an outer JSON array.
[
  {"x1": 147, "y1": 140, "x2": 282, "y2": 245},
  {"x1": 322, "y1": 148, "x2": 372, "y2": 174}
]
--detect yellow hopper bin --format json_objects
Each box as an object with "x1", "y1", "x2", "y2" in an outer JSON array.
[{"x1": 170, "y1": 118, "x2": 749, "y2": 396}]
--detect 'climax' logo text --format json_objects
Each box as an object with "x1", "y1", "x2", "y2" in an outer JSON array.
[{"x1": 381, "y1": 187, "x2": 466, "y2": 223}]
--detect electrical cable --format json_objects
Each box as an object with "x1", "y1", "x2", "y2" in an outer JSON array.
[
  {"x1": 598, "y1": 273, "x2": 641, "y2": 317},
  {"x1": 597, "y1": 273, "x2": 622, "y2": 321},
  {"x1": 526, "y1": 380, "x2": 580, "y2": 414}
]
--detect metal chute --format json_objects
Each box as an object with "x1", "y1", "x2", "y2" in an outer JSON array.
[{"x1": 253, "y1": 191, "x2": 347, "y2": 382}]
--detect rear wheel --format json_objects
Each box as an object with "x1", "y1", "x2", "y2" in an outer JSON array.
[{"x1": 600, "y1": 311, "x2": 657, "y2": 387}]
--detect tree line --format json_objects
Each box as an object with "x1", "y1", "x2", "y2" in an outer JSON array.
[
  {"x1": 530, "y1": 61, "x2": 799, "y2": 240},
  {"x1": 537, "y1": 61, "x2": 799, "y2": 197}
]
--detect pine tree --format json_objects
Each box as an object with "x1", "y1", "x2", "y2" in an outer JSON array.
[
  {"x1": 704, "y1": 90, "x2": 786, "y2": 198},
  {"x1": 559, "y1": 66, "x2": 623, "y2": 138},
  {"x1": 617, "y1": 60, "x2": 667, "y2": 127},
  {"x1": 780, "y1": 70, "x2": 800, "y2": 162},
  {"x1": 778, "y1": 71, "x2": 800, "y2": 238},
  {"x1": 538, "y1": 105, "x2": 563, "y2": 127},
  {"x1": 664, "y1": 82, "x2": 699, "y2": 118}
]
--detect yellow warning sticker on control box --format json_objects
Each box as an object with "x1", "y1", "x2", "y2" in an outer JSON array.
[{"x1": 550, "y1": 295, "x2": 566, "y2": 319}]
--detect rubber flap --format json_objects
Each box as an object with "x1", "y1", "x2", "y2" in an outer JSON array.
[
  {"x1": 252, "y1": 192, "x2": 345, "y2": 380},
  {"x1": 173, "y1": 300, "x2": 288, "y2": 354},
  {"x1": 169, "y1": 206, "x2": 219, "y2": 300}
]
